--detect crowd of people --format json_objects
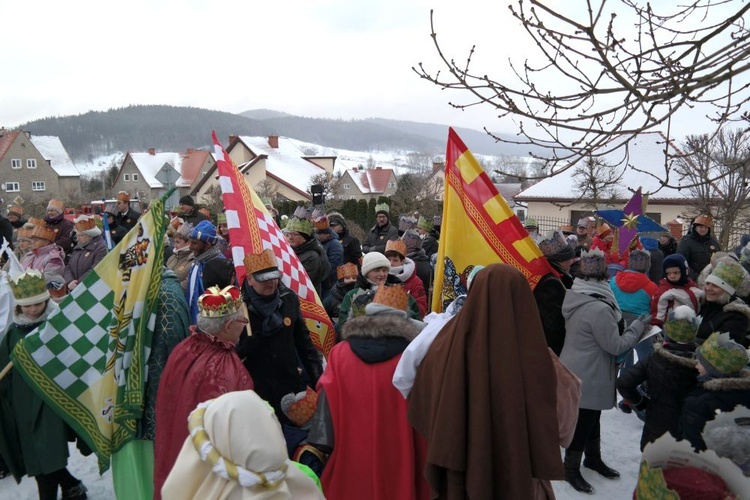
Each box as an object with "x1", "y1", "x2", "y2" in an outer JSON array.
[{"x1": 0, "y1": 196, "x2": 749, "y2": 499}]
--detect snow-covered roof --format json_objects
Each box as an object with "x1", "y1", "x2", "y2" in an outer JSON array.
[
  {"x1": 29, "y1": 135, "x2": 80, "y2": 177},
  {"x1": 516, "y1": 132, "x2": 690, "y2": 202},
  {"x1": 129, "y1": 151, "x2": 183, "y2": 188},
  {"x1": 343, "y1": 167, "x2": 395, "y2": 194},
  {"x1": 237, "y1": 136, "x2": 326, "y2": 195}
]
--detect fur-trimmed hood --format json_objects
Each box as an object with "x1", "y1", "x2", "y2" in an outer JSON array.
[
  {"x1": 701, "y1": 368, "x2": 750, "y2": 391},
  {"x1": 723, "y1": 298, "x2": 750, "y2": 327},
  {"x1": 341, "y1": 313, "x2": 421, "y2": 342},
  {"x1": 653, "y1": 342, "x2": 697, "y2": 369},
  {"x1": 13, "y1": 299, "x2": 58, "y2": 327}
]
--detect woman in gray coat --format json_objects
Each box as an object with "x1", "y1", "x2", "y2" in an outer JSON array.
[
  {"x1": 63, "y1": 215, "x2": 108, "y2": 292},
  {"x1": 559, "y1": 248, "x2": 649, "y2": 494}
]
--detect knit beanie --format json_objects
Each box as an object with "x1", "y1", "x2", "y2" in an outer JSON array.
[
  {"x1": 402, "y1": 229, "x2": 422, "y2": 254},
  {"x1": 361, "y1": 252, "x2": 390, "y2": 277},
  {"x1": 328, "y1": 212, "x2": 346, "y2": 229},
  {"x1": 696, "y1": 332, "x2": 749, "y2": 377},
  {"x1": 47, "y1": 198, "x2": 64, "y2": 214},
  {"x1": 663, "y1": 305, "x2": 700, "y2": 343},
  {"x1": 189, "y1": 220, "x2": 218, "y2": 245},
  {"x1": 579, "y1": 248, "x2": 608, "y2": 279},
  {"x1": 628, "y1": 249, "x2": 651, "y2": 273},
  {"x1": 705, "y1": 258, "x2": 746, "y2": 296},
  {"x1": 662, "y1": 253, "x2": 689, "y2": 285},
  {"x1": 537, "y1": 230, "x2": 575, "y2": 262}
]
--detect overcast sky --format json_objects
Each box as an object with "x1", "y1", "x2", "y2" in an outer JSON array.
[{"x1": 0, "y1": 0, "x2": 737, "y2": 140}]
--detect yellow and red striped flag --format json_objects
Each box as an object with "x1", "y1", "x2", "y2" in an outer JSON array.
[
  {"x1": 212, "y1": 132, "x2": 335, "y2": 356},
  {"x1": 432, "y1": 128, "x2": 555, "y2": 312}
]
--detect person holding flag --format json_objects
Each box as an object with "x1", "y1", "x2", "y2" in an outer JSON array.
[{"x1": 0, "y1": 269, "x2": 87, "y2": 500}]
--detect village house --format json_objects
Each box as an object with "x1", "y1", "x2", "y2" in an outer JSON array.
[
  {"x1": 111, "y1": 148, "x2": 215, "y2": 208},
  {"x1": 191, "y1": 135, "x2": 335, "y2": 203},
  {"x1": 336, "y1": 162, "x2": 398, "y2": 201},
  {"x1": 0, "y1": 129, "x2": 81, "y2": 204}
]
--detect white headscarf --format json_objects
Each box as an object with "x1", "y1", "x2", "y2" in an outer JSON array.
[{"x1": 162, "y1": 390, "x2": 324, "y2": 500}]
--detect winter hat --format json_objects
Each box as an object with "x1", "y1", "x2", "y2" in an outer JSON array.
[
  {"x1": 696, "y1": 332, "x2": 749, "y2": 377},
  {"x1": 664, "y1": 305, "x2": 701, "y2": 343},
  {"x1": 537, "y1": 230, "x2": 575, "y2": 262},
  {"x1": 283, "y1": 216, "x2": 313, "y2": 237},
  {"x1": 328, "y1": 212, "x2": 346, "y2": 228},
  {"x1": 398, "y1": 214, "x2": 418, "y2": 232},
  {"x1": 46, "y1": 198, "x2": 65, "y2": 214},
  {"x1": 384, "y1": 239, "x2": 407, "y2": 260},
  {"x1": 596, "y1": 223, "x2": 613, "y2": 238},
  {"x1": 189, "y1": 220, "x2": 219, "y2": 245},
  {"x1": 628, "y1": 249, "x2": 651, "y2": 273},
  {"x1": 361, "y1": 252, "x2": 390, "y2": 277},
  {"x1": 524, "y1": 218, "x2": 538, "y2": 230},
  {"x1": 705, "y1": 257, "x2": 746, "y2": 296},
  {"x1": 417, "y1": 216, "x2": 433, "y2": 232},
  {"x1": 641, "y1": 236, "x2": 659, "y2": 251},
  {"x1": 693, "y1": 214, "x2": 713, "y2": 228},
  {"x1": 402, "y1": 229, "x2": 422, "y2": 254},
  {"x1": 577, "y1": 217, "x2": 590, "y2": 229},
  {"x1": 579, "y1": 248, "x2": 608, "y2": 279},
  {"x1": 8, "y1": 205, "x2": 23, "y2": 217},
  {"x1": 662, "y1": 253, "x2": 689, "y2": 285},
  {"x1": 9, "y1": 269, "x2": 50, "y2": 306},
  {"x1": 375, "y1": 203, "x2": 390, "y2": 217},
  {"x1": 467, "y1": 265, "x2": 485, "y2": 290},
  {"x1": 179, "y1": 195, "x2": 195, "y2": 207}
]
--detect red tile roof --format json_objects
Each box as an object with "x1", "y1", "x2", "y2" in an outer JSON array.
[
  {"x1": 353, "y1": 168, "x2": 394, "y2": 194},
  {"x1": 179, "y1": 149, "x2": 211, "y2": 187},
  {"x1": 0, "y1": 130, "x2": 20, "y2": 162}
]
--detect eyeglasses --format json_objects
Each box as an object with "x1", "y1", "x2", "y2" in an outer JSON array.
[{"x1": 284, "y1": 232, "x2": 301, "y2": 239}]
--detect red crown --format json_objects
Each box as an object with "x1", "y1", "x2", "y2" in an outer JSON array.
[{"x1": 198, "y1": 286, "x2": 243, "y2": 317}]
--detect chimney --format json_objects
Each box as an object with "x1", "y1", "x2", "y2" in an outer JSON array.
[
  {"x1": 268, "y1": 135, "x2": 279, "y2": 149},
  {"x1": 148, "y1": 148, "x2": 155, "y2": 155},
  {"x1": 187, "y1": 148, "x2": 195, "y2": 154},
  {"x1": 229, "y1": 135, "x2": 237, "y2": 144},
  {"x1": 433, "y1": 161, "x2": 445, "y2": 172}
]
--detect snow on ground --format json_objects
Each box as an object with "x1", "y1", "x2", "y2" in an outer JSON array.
[{"x1": 0, "y1": 402, "x2": 646, "y2": 499}]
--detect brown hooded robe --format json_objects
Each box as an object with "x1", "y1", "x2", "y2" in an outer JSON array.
[{"x1": 408, "y1": 263, "x2": 564, "y2": 499}]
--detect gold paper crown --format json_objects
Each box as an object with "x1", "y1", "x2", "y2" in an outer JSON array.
[
  {"x1": 281, "y1": 387, "x2": 319, "y2": 427},
  {"x1": 47, "y1": 198, "x2": 65, "y2": 212},
  {"x1": 8, "y1": 205, "x2": 23, "y2": 216},
  {"x1": 117, "y1": 191, "x2": 130, "y2": 202},
  {"x1": 74, "y1": 215, "x2": 97, "y2": 232},
  {"x1": 198, "y1": 286, "x2": 243, "y2": 318},
  {"x1": 313, "y1": 215, "x2": 329, "y2": 231},
  {"x1": 372, "y1": 285, "x2": 408, "y2": 312},
  {"x1": 17, "y1": 226, "x2": 33, "y2": 240},
  {"x1": 384, "y1": 239, "x2": 407, "y2": 258},
  {"x1": 9, "y1": 269, "x2": 50, "y2": 306},
  {"x1": 27, "y1": 216, "x2": 46, "y2": 227},
  {"x1": 29, "y1": 222, "x2": 56, "y2": 242},
  {"x1": 243, "y1": 248, "x2": 279, "y2": 275},
  {"x1": 337, "y1": 263, "x2": 359, "y2": 280}
]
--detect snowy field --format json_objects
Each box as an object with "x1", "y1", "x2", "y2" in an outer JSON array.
[{"x1": 0, "y1": 404, "x2": 645, "y2": 499}]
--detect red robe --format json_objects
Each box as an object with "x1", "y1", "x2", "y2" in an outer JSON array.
[
  {"x1": 318, "y1": 341, "x2": 429, "y2": 500},
  {"x1": 153, "y1": 327, "x2": 253, "y2": 500}
]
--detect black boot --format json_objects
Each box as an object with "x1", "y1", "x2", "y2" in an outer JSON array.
[
  {"x1": 61, "y1": 480, "x2": 87, "y2": 500},
  {"x1": 583, "y1": 439, "x2": 620, "y2": 479},
  {"x1": 564, "y1": 450, "x2": 594, "y2": 494}
]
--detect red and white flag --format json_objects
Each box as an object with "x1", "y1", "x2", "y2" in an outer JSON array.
[{"x1": 212, "y1": 131, "x2": 336, "y2": 356}]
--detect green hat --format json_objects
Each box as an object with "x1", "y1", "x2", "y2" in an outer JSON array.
[
  {"x1": 705, "y1": 258, "x2": 747, "y2": 296},
  {"x1": 697, "y1": 332, "x2": 749, "y2": 377},
  {"x1": 524, "y1": 217, "x2": 538, "y2": 229},
  {"x1": 284, "y1": 216, "x2": 313, "y2": 236},
  {"x1": 663, "y1": 305, "x2": 700, "y2": 343},
  {"x1": 375, "y1": 203, "x2": 389, "y2": 215},
  {"x1": 217, "y1": 212, "x2": 227, "y2": 224},
  {"x1": 10, "y1": 269, "x2": 50, "y2": 306},
  {"x1": 417, "y1": 216, "x2": 433, "y2": 232}
]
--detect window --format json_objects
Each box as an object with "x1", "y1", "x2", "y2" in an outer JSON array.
[
  {"x1": 11, "y1": 159, "x2": 21, "y2": 169},
  {"x1": 124, "y1": 174, "x2": 130, "y2": 181},
  {"x1": 27, "y1": 159, "x2": 37, "y2": 169},
  {"x1": 32, "y1": 181, "x2": 46, "y2": 191},
  {"x1": 388, "y1": 182, "x2": 396, "y2": 188},
  {"x1": 343, "y1": 183, "x2": 351, "y2": 189},
  {"x1": 5, "y1": 182, "x2": 20, "y2": 192},
  {"x1": 132, "y1": 173, "x2": 139, "y2": 181}
]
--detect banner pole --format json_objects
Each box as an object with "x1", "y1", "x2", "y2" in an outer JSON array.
[{"x1": 0, "y1": 361, "x2": 13, "y2": 382}]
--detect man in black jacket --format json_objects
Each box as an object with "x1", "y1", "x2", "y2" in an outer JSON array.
[
  {"x1": 676, "y1": 215, "x2": 721, "y2": 280},
  {"x1": 237, "y1": 248, "x2": 323, "y2": 430},
  {"x1": 114, "y1": 191, "x2": 141, "y2": 231},
  {"x1": 329, "y1": 212, "x2": 362, "y2": 266},
  {"x1": 362, "y1": 203, "x2": 398, "y2": 254}
]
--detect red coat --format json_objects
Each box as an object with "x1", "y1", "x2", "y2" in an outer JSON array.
[
  {"x1": 318, "y1": 338, "x2": 429, "y2": 500},
  {"x1": 153, "y1": 328, "x2": 253, "y2": 500}
]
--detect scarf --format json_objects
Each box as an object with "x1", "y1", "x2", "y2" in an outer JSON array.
[
  {"x1": 44, "y1": 212, "x2": 64, "y2": 225},
  {"x1": 571, "y1": 278, "x2": 622, "y2": 322},
  {"x1": 247, "y1": 288, "x2": 284, "y2": 337},
  {"x1": 389, "y1": 258, "x2": 415, "y2": 282}
]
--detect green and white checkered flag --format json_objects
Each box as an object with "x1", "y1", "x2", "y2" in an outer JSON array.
[{"x1": 12, "y1": 191, "x2": 171, "y2": 472}]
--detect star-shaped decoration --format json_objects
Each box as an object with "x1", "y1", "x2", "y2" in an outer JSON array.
[{"x1": 621, "y1": 212, "x2": 639, "y2": 229}]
